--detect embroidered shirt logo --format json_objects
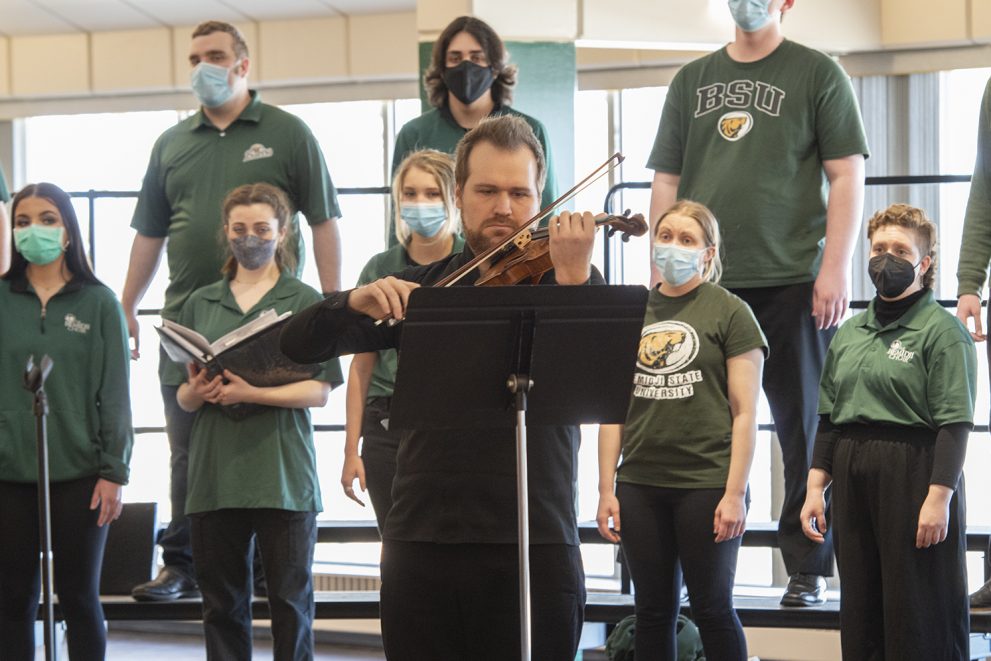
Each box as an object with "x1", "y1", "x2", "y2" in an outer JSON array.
[
  {"x1": 64, "y1": 313, "x2": 90, "y2": 334},
  {"x1": 718, "y1": 111, "x2": 753, "y2": 142},
  {"x1": 886, "y1": 339, "x2": 914, "y2": 363},
  {"x1": 243, "y1": 143, "x2": 274, "y2": 162}
]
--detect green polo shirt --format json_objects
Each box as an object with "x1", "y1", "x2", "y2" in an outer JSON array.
[
  {"x1": 819, "y1": 290, "x2": 976, "y2": 429},
  {"x1": 355, "y1": 236, "x2": 464, "y2": 399},
  {"x1": 0, "y1": 277, "x2": 132, "y2": 484},
  {"x1": 131, "y1": 91, "x2": 341, "y2": 328},
  {"x1": 392, "y1": 105, "x2": 558, "y2": 211},
  {"x1": 174, "y1": 274, "x2": 342, "y2": 514}
]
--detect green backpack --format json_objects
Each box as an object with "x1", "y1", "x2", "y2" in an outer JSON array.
[{"x1": 605, "y1": 614, "x2": 705, "y2": 661}]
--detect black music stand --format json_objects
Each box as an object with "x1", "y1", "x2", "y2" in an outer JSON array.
[
  {"x1": 390, "y1": 284, "x2": 648, "y2": 661},
  {"x1": 24, "y1": 354, "x2": 57, "y2": 661}
]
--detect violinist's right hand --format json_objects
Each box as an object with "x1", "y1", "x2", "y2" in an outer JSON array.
[{"x1": 348, "y1": 276, "x2": 420, "y2": 323}]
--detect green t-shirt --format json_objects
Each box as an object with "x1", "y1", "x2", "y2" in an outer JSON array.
[
  {"x1": 647, "y1": 40, "x2": 870, "y2": 288},
  {"x1": 131, "y1": 91, "x2": 342, "y2": 327},
  {"x1": 819, "y1": 290, "x2": 976, "y2": 429},
  {"x1": 0, "y1": 278, "x2": 132, "y2": 484},
  {"x1": 618, "y1": 283, "x2": 767, "y2": 489},
  {"x1": 393, "y1": 105, "x2": 558, "y2": 211},
  {"x1": 356, "y1": 236, "x2": 465, "y2": 399},
  {"x1": 957, "y1": 75, "x2": 991, "y2": 297},
  {"x1": 175, "y1": 274, "x2": 343, "y2": 514}
]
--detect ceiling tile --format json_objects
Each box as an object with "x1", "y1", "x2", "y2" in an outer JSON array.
[
  {"x1": 0, "y1": 0, "x2": 78, "y2": 34},
  {"x1": 321, "y1": 0, "x2": 414, "y2": 14},
  {"x1": 124, "y1": 0, "x2": 248, "y2": 26},
  {"x1": 223, "y1": 0, "x2": 333, "y2": 21},
  {"x1": 31, "y1": 0, "x2": 161, "y2": 31}
]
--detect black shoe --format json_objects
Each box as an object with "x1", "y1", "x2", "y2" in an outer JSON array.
[
  {"x1": 780, "y1": 573, "x2": 826, "y2": 607},
  {"x1": 131, "y1": 567, "x2": 200, "y2": 602},
  {"x1": 971, "y1": 580, "x2": 991, "y2": 609}
]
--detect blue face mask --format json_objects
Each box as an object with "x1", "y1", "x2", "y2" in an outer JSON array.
[
  {"x1": 653, "y1": 244, "x2": 704, "y2": 287},
  {"x1": 400, "y1": 203, "x2": 448, "y2": 239},
  {"x1": 727, "y1": 0, "x2": 773, "y2": 32},
  {"x1": 14, "y1": 225, "x2": 65, "y2": 265},
  {"x1": 191, "y1": 62, "x2": 237, "y2": 108}
]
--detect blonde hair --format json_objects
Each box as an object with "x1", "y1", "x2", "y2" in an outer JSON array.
[
  {"x1": 393, "y1": 149, "x2": 459, "y2": 246},
  {"x1": 220, "y1": 183, "x2": 296, "y2": 275},
  {"x1": 866, "y1": 203, "x2": 937, "y2": 290},
  {"x1": 655, "y1": 200, "x2": 723, "y2": 283}
]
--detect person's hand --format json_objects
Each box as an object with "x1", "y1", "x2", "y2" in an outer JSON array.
[
  {"x1": 549, "y1": 211, "x2": 595, "y2": 285},
  {"x1": 341, "y1": 454, "x2": 367, "y2": 506},
  {"x1": 957, "y1": 294, "x2": 985, "y2": 342},
  {"x1": 186, "y1": 363, "x2": 223, "y2": 404},
  {"x1": 713, "y1": 492, "x2": 747, "y2": 543},
  {"x1": 917, "y1": 485, "x2": 952, "y2": 549},
  {"x1": 596, "y1": 492, "x2": 621, "y2": 543},
  {"x1": 800, "y1": 487, "x2": 828, "y2": 544},
  {"x1": 90, "y1": 478, "x2": 123, "y2": 527},
  {"x1": 812, "y1": 263, "x2": 849, "y2": 330},
  {"x1": 125, "y1": 308, "x2": 140, "y2": 360},
  {"x1": 348, "y1": 277, "x2": 420, "y2": 323},
  {"x1": 216, "y1": 370, "x2": 258, "y2": 406}
]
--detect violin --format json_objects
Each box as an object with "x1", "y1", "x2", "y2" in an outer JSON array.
[{"x1": 475, "y1": 210, "x2": 648, "y2": 286}]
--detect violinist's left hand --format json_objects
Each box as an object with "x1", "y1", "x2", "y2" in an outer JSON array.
[{"x1": 548, "y1": 211, "x2": 595, "y2": 285}]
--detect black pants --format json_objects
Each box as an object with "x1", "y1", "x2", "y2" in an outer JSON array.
[
  {"x1": 380, "y1": 541, "x2": 585, "y2": 661},
  {"x1": 731, "y1": 281, "x2": 834, "y2": 576},
  {"x1": 190, "y1": 508, "x2": 317, "y2": 661},
  {"x1": 360, "y1": 396, "x2": 400, "y2": 533},
  {"x1": 831, "y1": 433, "x2": 968, "y2": 661},
  {"x1": 617, "y1": 482, "x2": 747, "y2": 661},
  {"x1": 159, "y1": 377, "x2": 196, "y2": 574},
  {"x1": 0, "y1": 476, "x2": 109, "y2": 661}
]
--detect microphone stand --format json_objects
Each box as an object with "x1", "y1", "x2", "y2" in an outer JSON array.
[{"x1": 24, "y1": 354, "x2": 57, "y2": 661}]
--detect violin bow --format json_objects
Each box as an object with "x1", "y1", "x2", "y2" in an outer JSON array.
[{"x1": 435, "y1": 152, "x2": 625, "y2": 287}]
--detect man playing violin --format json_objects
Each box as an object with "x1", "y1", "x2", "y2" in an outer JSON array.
[{"x1": 281, "y1": 114, "x2": 602, "y2": 661}]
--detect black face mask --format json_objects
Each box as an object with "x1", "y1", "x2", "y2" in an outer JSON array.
[
  {"x1": 443, "y1": 60, "x2": 495, "y2": 105},
  {"x1": 868, "y1": 253, "x2": 919, "y2": 298}
]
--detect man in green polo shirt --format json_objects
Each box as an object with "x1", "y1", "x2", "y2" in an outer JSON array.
[
  {"x1": 122, "y1": 20, "x2": 343, "y2": 602},
  {"x1": 0, "y1": 162, "x2": 11, "y2": 274},
  {"x1": 392, "y1": 16, "x2": 557, "y2": 213}
]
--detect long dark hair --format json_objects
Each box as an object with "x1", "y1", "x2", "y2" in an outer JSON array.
[
  {"x1": 424, "y1": 16, "x2": 518, "y2": 108},
  {"x1": 2, "y1": 182, "x2": 102, "y2": 285}
]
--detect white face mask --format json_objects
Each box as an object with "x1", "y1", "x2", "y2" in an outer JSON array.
[{"x1": 191, "y1": 61, "x2": 238, "y2": 108}]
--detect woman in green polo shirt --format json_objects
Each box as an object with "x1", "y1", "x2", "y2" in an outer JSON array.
[
  {"x1": 801, "y1": 203, "x2": 976, "y2": 660},
  {"x1": 341, "y1": 149, "x2": 462, "y2": 530},
  {"x1": 0, "y1": 182, "x2": 132, "y2": 660},
  {"x1": 597, "y1": 200, "x2": 766, "y2": 660},
  {"x1": 171, "y1": 183, "x2": 340, "y2": 660}
]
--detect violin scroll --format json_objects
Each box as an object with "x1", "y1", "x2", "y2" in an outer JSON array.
[{"x1": 602, "y1": 209, "x2": 648, "y2": 243}]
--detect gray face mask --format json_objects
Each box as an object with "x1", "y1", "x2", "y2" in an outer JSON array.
[{"x1": 230, "y1": 235, "x2": 277, "y2": 270}]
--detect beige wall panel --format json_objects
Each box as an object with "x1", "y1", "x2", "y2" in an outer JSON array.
[
  {"x1": 973, "y1": 0, "x2": 991, "y2": 43},
  {"x1": 349, "y1": 12, "x2": 418, "y2": 78},
  {"x1": 582, "y1": 0, "x2": 881, "y2": 52},
  {"x1": 0, "y1": 37, "x2": 9, "y2": 97},
  {"x1": 172, "y1": 22, "x2": 259, "y2": 89},
  {"x1": 881, "y1": 0, "x2": 968, "y2": 47},
  {"x1": 11, "y1": 33, "x2": 89, "y2": 97},
  {"x1": 257, "y1": 17, "x2": 348, "y2": 83},
  {"x1": 577, "y1": 48, "x2": 709, "y2": 70},
  {"x1": 471, "y1": 0, "x2": 578, "y2": 40},
  {"x1": 92, "y1": 28, "x2": 172, "y2": 92},
  {"x1": 417, "y1": 0, "x2": 473, "y2": 35}
]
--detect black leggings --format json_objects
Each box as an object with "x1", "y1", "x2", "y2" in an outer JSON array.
[
  {"x1": 0, "y1": 476, "x2": 109, "y2": 661},
  {"x1": 617, "y1": 482, "x2": 747, "y2": 661}
]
